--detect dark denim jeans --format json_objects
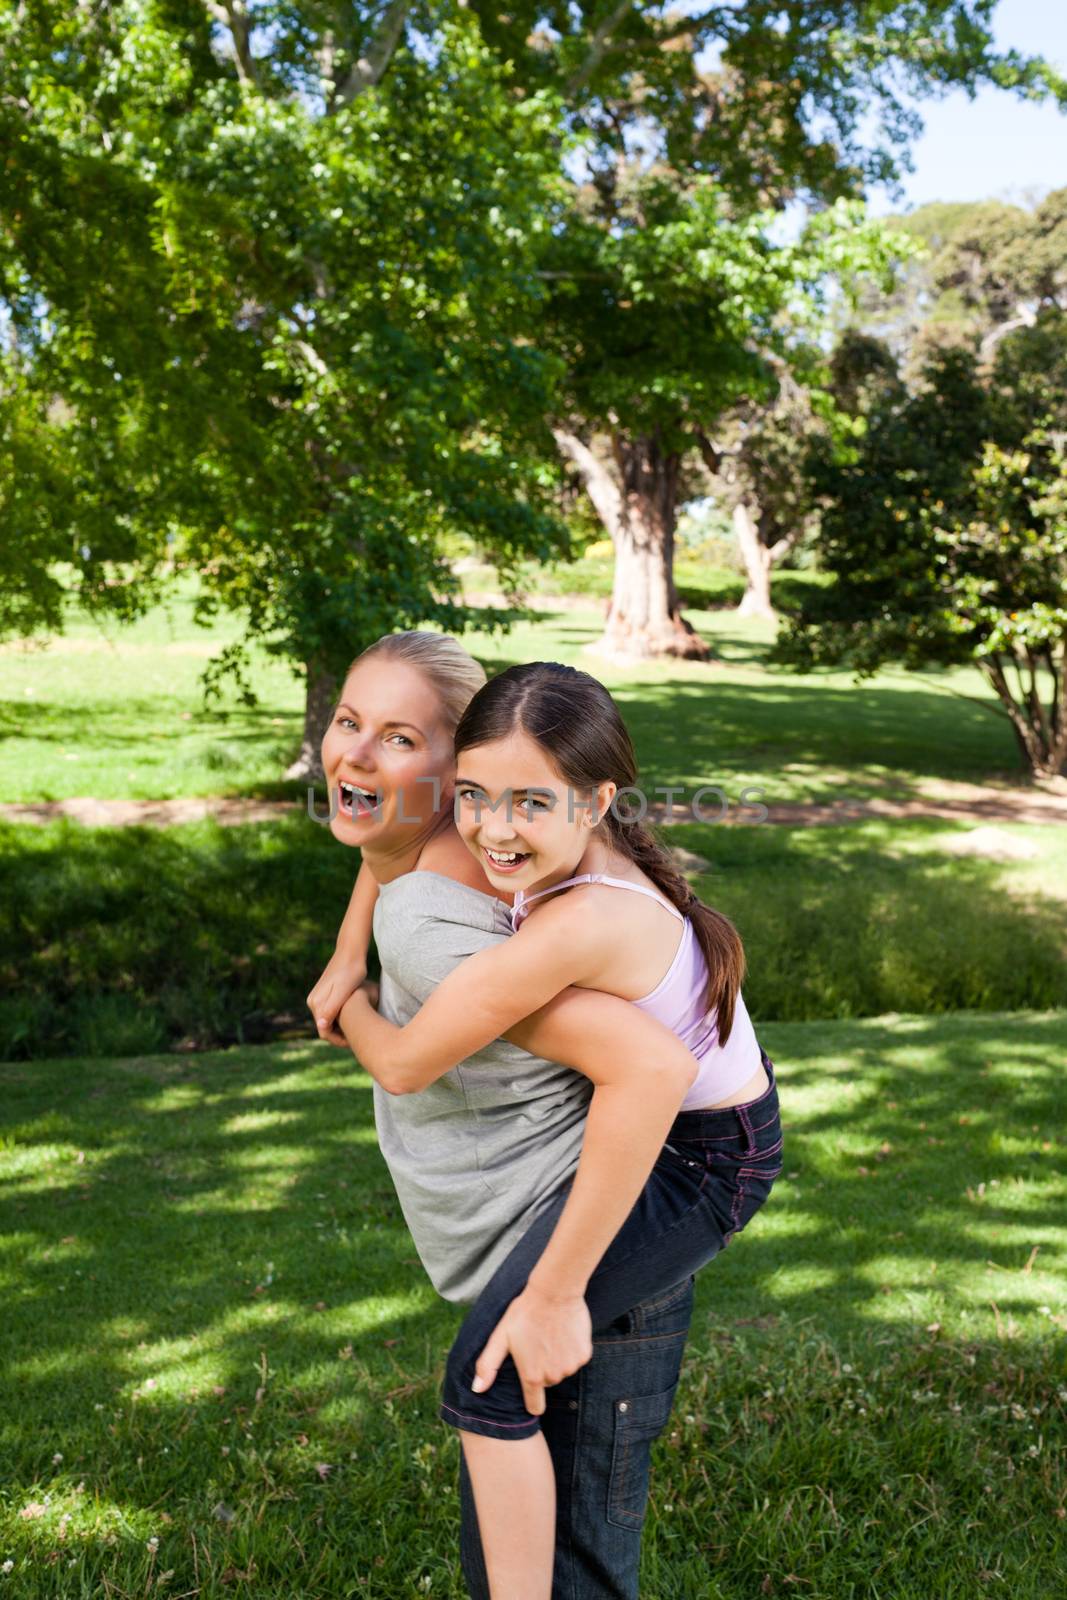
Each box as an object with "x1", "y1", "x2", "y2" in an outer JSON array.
[{"x1": 449, "y1": 1049, "x2": 783, "y2": 1596}]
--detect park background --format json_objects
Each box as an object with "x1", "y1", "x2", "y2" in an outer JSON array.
[{"x1": 1, "y1": 1, "x2": 1065, "y2": 1595}]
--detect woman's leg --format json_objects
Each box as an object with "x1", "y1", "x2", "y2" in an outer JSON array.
[
  {"x1": 460, "y1": 1430, "x2": 556, "y2": 1599},
  {"x1": 447, "y1": 1052, "x2": 783, "y2": 1597},
  {"x1": 460, "y1": 1276, "x2": 695, "y2": 1600}
]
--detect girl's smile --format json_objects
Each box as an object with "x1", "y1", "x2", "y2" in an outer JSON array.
[
  {"x1": 455, "y1": 729, "x2": 615, "y2": 895},
  {"x1": 479, "y1": 843, "x2": 534, "y2": 876}
]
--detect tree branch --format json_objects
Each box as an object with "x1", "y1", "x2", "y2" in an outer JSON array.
[
  {"x1": 694, "y1": 430, "x2": 723, "y2": 478},
  {"x1": 978, "y1": 302, "x2": 1037, "y2": 365},
  {"x1": 694, "y1": 427, "x2": 743, "y2": 478},
  {"x1": 336, "y1": 0, "x2": 412, "y2": 107},
  {"x1": 982, "y1": 651, "x2": 1044, "y2": 769},
  {"x1": 204, "y1": 0, "x2": 257, "y2": 87},
  {"x1": 552, "y1": 427, "x2": 624, "y2": 535},
  {"x1": 568, "y1": 0, "x2": 636, "y2": 95},
  {"x1": 767, "y1": 527, "x2": 800, "y2": 564}
]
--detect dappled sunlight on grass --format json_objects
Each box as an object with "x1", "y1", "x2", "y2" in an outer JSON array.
[
  {"x1": 698, "y1": 1011, "x2": 1067, "y2": 1348},
  {"x1": 0, "y1": 571, "x2": 1034, "y2": 807},
  {"x1": 1, "y1": 1015, "x2": 1064, "y2": 1594}
]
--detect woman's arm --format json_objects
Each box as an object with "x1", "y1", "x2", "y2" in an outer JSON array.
[
  {"x1": 307, "y1": 860, "x2": 379, "y2": 1047},
  {"x1": 338, "y1": 895, "x2": 604, "y2": 1093}
]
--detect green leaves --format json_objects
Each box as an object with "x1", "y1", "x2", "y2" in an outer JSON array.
[
  {"x1": 0, "y1": 5, "x2": 569, "y2": 683},
  {"x1": 776, "y1": 341, "x2": 1067, "y2": 776}
]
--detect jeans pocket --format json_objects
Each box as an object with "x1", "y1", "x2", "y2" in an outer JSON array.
[
  {"x1": 607, "y1": 1384, "x2": 679, "y2": 1530},
  {"x1": 730, "y1": 1164, "x2": 782, "y2": 1234}
]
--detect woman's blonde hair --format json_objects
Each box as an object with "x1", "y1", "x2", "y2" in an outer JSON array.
[{"x1": 346, "y1": 631, "x2": 487, "y2": 736}]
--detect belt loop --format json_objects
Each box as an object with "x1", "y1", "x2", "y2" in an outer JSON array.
[{"x1": 736, "y1": 1105, "x2": 757, "y2": 1158}]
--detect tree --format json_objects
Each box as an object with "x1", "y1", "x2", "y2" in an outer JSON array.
[
  {"x1": 774, "y1": 341, "x2": 1067, "y2": 778},
  {"x1": 5, "y1": 1, "x2": 1066, "y2": 703},
  {"x1": 545, "y1": 179, "x2": 782, "y2": 660},
  {"x1": 859, "y1": 188, "x2": 1067, "y2": 376},
  {"x1": 694, "y1": 352, "x2": 826, "y2": 622},
  {"x1": 692, "y1": 243, "x2": 921, "y2": 625},
  {"x1": 469, "y1": 0, "x2": 1067, "y2": 660},
  {"x1": 932, "y1": 434, "x2": 1067, "y2": 777},
  {"x1": 0, "y1": 3, "x2": 568, "y2": 777}
]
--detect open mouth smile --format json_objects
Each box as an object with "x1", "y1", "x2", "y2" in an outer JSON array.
[
  {"x1": 481, "y1": 845, "x2": 532, "y2": 874},
  {"x1": 336, "y1": 778, "x2": 382, "y2": 819}
]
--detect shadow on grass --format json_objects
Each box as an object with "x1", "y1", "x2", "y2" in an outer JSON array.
[
  {"x1": 452, "y1": 646, "x2": 1022, "y2": 795},
  {"x1": 698, "y1": 1010, "x2": 1067, "y2": 1345},
  {"x1": 609, "y1": 677, "x2": 1023, "y2": 794},
  {"x1": 0, "y1": 1049, "x2": 465, "y2": 1590},
  {"x1": 2, "y1": 1013, "x2": 1064, "y2": 1394},
  {"x1": 0, "y1": 1013, "x2": 1064, "y2": 1595},
  {"x1": 0, "y1": 1051, "x2": 452, "y2": 1454},
  {"x1": 0, "y1": 694, "x2": 301, "y2": 802},
  {"x1": 2, "y1": 618, "x2": 1031, "y2": 807}
]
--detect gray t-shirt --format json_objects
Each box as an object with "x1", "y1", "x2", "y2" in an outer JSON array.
[{"x1": 371, "y1": 870, "x2": 592, "y2": 1305}]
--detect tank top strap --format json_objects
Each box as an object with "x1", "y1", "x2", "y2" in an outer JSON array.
[
  {"x1": 510, "y1": 872, "x2": 685, "y2": 932},
  {"x1": 581, "y1": 874, "x2": 686, "y2": 920}
]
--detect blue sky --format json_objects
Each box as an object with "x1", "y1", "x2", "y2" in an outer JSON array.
[{"x1": 867, "y1": 0, "x2": 1067, "y2": 214}]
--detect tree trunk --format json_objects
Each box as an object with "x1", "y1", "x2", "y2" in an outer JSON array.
[
  {"x1": 733, "y1": 500, "x2": 776, "y2": 619},
  {"x1": 553, "y1": 427, "x2": 711, "y2": 663},
  {"x1": 980, "y1": 645, "x2": 1067, "y2": 780},
  {"x1": 284, "y1": 655, "x2": 339, "y2": 783}
]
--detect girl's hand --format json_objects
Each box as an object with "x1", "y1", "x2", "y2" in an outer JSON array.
[
  {"x1": 470, "y1": 1283, "x2": 593, "y2": 1417},
  {"x1": 307, "y1": 951, "x2": 367, "y2": 1048}
]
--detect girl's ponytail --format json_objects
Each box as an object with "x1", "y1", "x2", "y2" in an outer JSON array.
[{"x1": 606, "y1": 814, "x2": 745, "y2": 1045}]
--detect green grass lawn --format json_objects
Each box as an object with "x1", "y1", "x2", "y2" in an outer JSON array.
[
  {"x1": 1, "y1": 1013, "x2": 1064, "y2": 1597},
  {"x1": 0, "y1": 568, "x2": 1036, "y2": 806},
  {"x1": 7, "y1": 569, "x2": 1063, "y2": 1062},
  {"x1": 0, "y1": 577, "x2": 303, "y2": 805}
]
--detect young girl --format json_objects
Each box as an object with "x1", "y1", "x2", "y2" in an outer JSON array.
[{"x1": 337, "y1": 661, "x2": 783, "y2": 1599}]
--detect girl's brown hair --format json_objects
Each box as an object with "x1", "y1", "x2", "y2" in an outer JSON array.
[{"x1": 454, "y1": 661, "x2": 746, "y2": 1043}]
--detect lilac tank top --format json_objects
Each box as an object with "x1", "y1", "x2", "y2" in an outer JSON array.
[{"x1": 511, "y1": 873, "x2": 762, "y2": 1110}]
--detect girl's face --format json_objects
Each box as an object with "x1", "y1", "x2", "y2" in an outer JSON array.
[
  {"x1": 454, "y1": 728, "x2": 616, "y2": 892},
  {"x1": 320, "y1": 656, "x2": 455, "y2": 848}
]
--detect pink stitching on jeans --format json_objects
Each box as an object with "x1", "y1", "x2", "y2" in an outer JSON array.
[
  {"x1": 730, "y1": 1174, "x2": 747, "y2": 1234},
  {"x1": 737, "y1": 1137, "x2": 783, "y2": 1160},
  {"x1": 440, "y1": 1401, "x2": 539, "y2": 1431}
]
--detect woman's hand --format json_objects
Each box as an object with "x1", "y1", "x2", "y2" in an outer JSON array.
[
  {"x1": 470, "y1": 1282, "x2": 593, "y2": 1417},
  {"x1": 307, "y1": 951, "x2": 367, "y2": 1047}
]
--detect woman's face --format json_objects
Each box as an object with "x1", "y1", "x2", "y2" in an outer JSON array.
[
  {"x1": 320, "y1": 656, "x2": 456, "y2": 849},
  {"x1": 454, "y1": 728, "x2": 615, "y2": 893}
]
